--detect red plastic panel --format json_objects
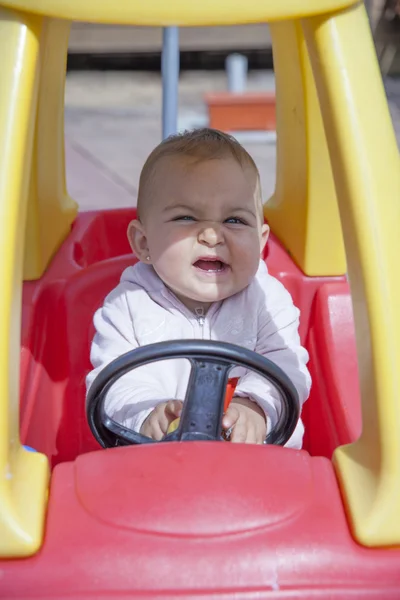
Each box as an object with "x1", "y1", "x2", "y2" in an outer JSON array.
[
  {"x1": 304, "y1": 282, "x2": 361, "y2": 458},
  {"x1": 74, "y1": 442, "x2": 313, "y2": 536},
  {"x1": 2, "y1": 443, "x2": 400, "y2": 599}
]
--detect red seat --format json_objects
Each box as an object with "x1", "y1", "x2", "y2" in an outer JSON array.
[
  {"x1": 20, "y1": 209, "x2": 136, "y2": 465},
  {"x1": 303, "y1": 282, "x2": 362, "y2": 457},
  {"x1": 21, "y1": 254, "x2": 138, "y2": 464}
]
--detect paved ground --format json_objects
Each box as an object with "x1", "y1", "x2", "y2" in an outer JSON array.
[{"x1": 64, "y1": 71, "x2": 400, "y2": 211}]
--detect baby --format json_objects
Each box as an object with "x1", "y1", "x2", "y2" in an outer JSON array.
[{"x1": 86, "y1": 128, "x2": 311, "y2": 446}]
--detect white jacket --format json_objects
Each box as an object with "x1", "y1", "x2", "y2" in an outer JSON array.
[{"x1": 86, "y1": 260, "x2": 311, "y2": 448}]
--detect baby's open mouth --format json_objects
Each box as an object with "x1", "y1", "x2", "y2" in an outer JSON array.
[{"x1": 193, "y1": 258, "x2": 228, "y2": 273}]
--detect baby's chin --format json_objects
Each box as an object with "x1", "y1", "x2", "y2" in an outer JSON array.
[{"x1": 183, "y1": 283, "x2": 249, "y2": 305}]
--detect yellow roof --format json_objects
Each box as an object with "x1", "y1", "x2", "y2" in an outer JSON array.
[{"x1": 1, "y1": 0, "x2": 358, "y2": 24}]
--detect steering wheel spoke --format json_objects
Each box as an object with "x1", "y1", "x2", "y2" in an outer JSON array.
[
  {"x1": 86, "y1": 340, "x2": 300, "y2": 448},
  {"x1": 165, "y1": 359, "x2": 231, "y2": 442}
]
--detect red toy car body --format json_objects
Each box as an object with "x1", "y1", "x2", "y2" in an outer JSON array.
[{"x1": 3, "y1": 209, "x2": 398, "y2": 599}]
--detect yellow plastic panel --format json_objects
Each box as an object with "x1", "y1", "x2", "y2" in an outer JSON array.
[
  {"x1": 265, "y1": 21, "x2": 346, "y2": 276},
  {"x1": 303, "y1": 3, "x2": 400, "y2": 546},
  {"x1": 0, "y1": 8, "x2": 49, "y2": 557},
  {"x1": 1, "y1": 0, "x2": 359, "y2": 25},
  {"x1": 23, "y1": 18, "x2": 77, "y2": 281}
]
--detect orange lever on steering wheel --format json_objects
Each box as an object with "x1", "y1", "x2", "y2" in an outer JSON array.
[{"x1": 224, "y1": 377, "x2": 239, "y2": 411}]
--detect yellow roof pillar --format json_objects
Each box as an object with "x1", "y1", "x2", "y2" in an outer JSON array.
[
  {"x1": 0, "y1": 6, "x2": 49, "y2": 557},
  {"x1": 303, "y1": 1, "x2": 400, "y2": 546},
  {"x1": 23, "y1": 17, "x2": 77, "y2": 281},
  {"x1": 265, "y1": 19, "x2": 346, "y2": 276}
]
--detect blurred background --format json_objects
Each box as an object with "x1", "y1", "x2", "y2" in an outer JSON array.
[{"x1": 65, "y1": 0, "x2": 400, "y2": 211}]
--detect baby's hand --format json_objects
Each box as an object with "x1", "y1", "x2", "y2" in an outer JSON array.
[
  {"x1": 140, "y1": 400, "x2": 183, "y2": 440},
  {"x1": 222, "y1": 397, "x2": 266, "y2": 444}
]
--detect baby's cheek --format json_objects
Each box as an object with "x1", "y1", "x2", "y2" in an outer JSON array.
[
  {"x1": 235, "y1": 234, "x2": 260, "y2": 258},
  {"x1": 150, "y1": 238, "x2": 181, "y2": 264},
  {"x1": 235, "y1": 253, "x2": 260, "y2": 283}
]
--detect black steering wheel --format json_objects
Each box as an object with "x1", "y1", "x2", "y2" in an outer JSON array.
[{"x1": 86, "y1": 340, "x2": 300, "y2": 448}]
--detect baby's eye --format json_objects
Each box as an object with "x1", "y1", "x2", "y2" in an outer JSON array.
[
  {"x1": 224, "y1": 217, "x2": 247, "y2": 225},
  {"x1": 173, "y1": 215, "x2": 196, "y2": 222}
]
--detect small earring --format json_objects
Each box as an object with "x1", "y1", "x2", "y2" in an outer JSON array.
[{"x1": 146, "y1": 256, "x2": 150, "y2": 261}]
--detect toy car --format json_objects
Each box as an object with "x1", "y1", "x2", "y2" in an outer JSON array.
[{"x1": 1, "y1": 0, "x2": 400, "y2": 598}]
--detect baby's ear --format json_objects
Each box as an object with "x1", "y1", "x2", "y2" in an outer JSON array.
[
  {"x1": 127, "y1": 220, "x2": 151, "y2": 262},
  {"x1": 260, "y1": 223, "x2": 270, "y2": 253}
]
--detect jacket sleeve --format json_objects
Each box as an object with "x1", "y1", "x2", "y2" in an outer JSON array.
[
  {"x1": 86, "y1": 287, "x2": 173, "y2": 433},
  {"x1": 234, "y1": 276, "x2": 311, "y2": 449}
]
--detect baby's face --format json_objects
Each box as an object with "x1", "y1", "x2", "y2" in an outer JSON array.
[{"x1": 129, "y1": 156, "x2": 269, "y2": 311}]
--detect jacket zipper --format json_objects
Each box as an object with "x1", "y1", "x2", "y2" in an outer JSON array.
[{"x1": 195, "y1": 307, "x2": 205, "y2": 339}]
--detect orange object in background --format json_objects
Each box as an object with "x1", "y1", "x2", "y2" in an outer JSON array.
[{"x1": 205, "y1": 92, "x2": 276, "y2": 131}]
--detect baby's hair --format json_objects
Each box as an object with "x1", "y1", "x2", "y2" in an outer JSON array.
[{"x1": 137, "y1": 128, "x2": 261, "y2": 220}]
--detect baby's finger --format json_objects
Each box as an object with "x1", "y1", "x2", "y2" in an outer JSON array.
[
  {"x1": 158, "y1": 401, "x2": 183, "y2": 434},
  {"x1": 256, "y1": 426, "x2": 267, "y2": 445},
  {"x1": 158, "y1": 411, "x2": 174, "y2": 435},
  {"x1": 245, "y1": 424, "x2": 258, "y2": 445},
  {"x1": 230, "y1": 419, "x2": 248, "y2": 444},
  {"x1": 150, "y1": 407, "x2": 171, "y2": 435},
  {"x1": 150, "y1": 421, "x2": 165, "y2": 441},
  {"x1": 141, "y1": 413, "x2": 164, "y2": 440},
  {"x1": 165, "y1": 400, "x2": 183, "y2": 418},
  {"x1": 222, "y1": 406, "x2": 240, "y2": 430}
]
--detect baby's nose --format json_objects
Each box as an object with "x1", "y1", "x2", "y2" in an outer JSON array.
[{"x1": 198, "y1": 223, "x2": 223, "y2": 246}]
